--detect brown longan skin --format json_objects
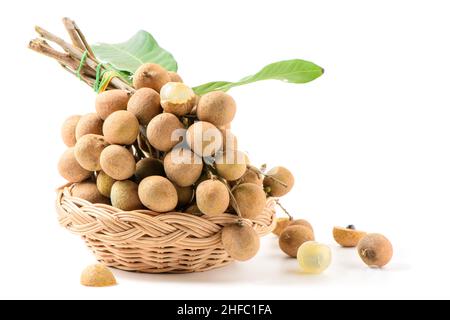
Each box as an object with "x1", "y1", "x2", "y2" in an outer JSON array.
[
  {"x1": 71, "y1": 182, "x2": 110, "y2": 204},
  {"x1": 333, "y1": 226, "x2": 367, "y2": 248},
  {"x1": 80, "y1": 264, "x2": 116, "y2": 287},
  {"x1": 168, "y1": 71, "x2": 183, "y2": 83},
  {"x1": 138, "y1": 176, "x2": 178, "y2": 212},
  {"x1": 197, "y1": 91, "x2": 237, "y2": 127},
  {"x1": 290, "y1": 219, "x2": 314, "y2": 234},
  {"x1": 222, "y1": 224, "x2": 260, "y2": 261},
  {"x1": 74, "y1": 134, "x2": 109, "y2": 171},
  {"x1": 263, "y1": 166, "x2": 295, "y2": 197},
  {"x1": 357, "y1": 233, "x2": 393, "y2": 267},
  {"x1": 135, "y1": 158, "x2": 165, "y2": 183},
  {"x1": 103, "y1": 110, "x2": 139, "y2": 145},
  {"x1": 58, "y1": 148, "x2": 91, "y2": 183},
  {"x1": 279, "y1": 225, "x2": 315, "y2": 258},
  {"x1": 127, "y1": 88, "x2": 162, "y2": 125},
  {"x1": 220, "y1": 129, "x2": 238, "y2": 152},
  {"x1": 186, "y1": 121, "x2": 223, "y2": 157},
  {"x1": 163, "y1": 149, "x2": 203, "y2": 187},
  {"x1": 146, "y1": 113, "x2": 185, "y2": 152},
  {"x1": 61, "y1": 115, "x2": 81, "y2": 147},
  {"x1": 174, "y1": 184, "x2": 194, "y2": 208},
  {"x1": 232, "y1": 183, "x2": 266, "y2": 219},
  {"x1": 95, "y1": 89, "x2": 130, "y2": 120},
  {"x1": 196, "y1": 180, "x2": 230, "y2": 216},
  {"x1": 133, "y1": 63, "x2": 170, "y2": 92},
  {"x1": 185, "y1": 203, "x2": 202, "y2": 216},
  {"x1": 75, "y1": 113, "x2": 103, "y2": 140},
  {"x1": 99, "y1": 145, "x2": 136, "y2": 181},
  {"x1": 96, "y1": 171, "x2": 116, "y2": 197},
  {"x1": 111, "y1": 180, "x2": 144, "y2": 211},
  {"x1": 215, "y1": 150, "x2": 247, "y2": 181},
  {"x1": 240, "y1": 166, "x2": 263, "y2": 186}
]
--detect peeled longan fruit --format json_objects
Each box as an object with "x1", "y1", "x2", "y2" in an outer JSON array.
[
  {"x1": 147, "y1": 113, "x2": 184, "y2": 152},
  {"x1": 96, "y1": 171, "x2": 116, "y2": 197},
  {"x1": 215, "y1": 150, "x2": 247, "y2": 181},
  {"x1": 133, "y1": 63, "x2": 170, "y2": 92},
  {"x1": 196, "y1": 180, "x2": 230, "y2": 216},
  {"x1": 103, "y1": 110, "x2": 139, "y2": 145},
  {"x1": 127, "y1": 88, "x2": 162, "y2": 125},
  {"x1": 175, "y1": 184, "x2": 194, "y2": 208},
  {"x1": 75, "y1": 113, "x2": 103, "y2": 140},
  {"x1": 279, "y1": 225, "x2": 315, "y2": 258},
  {"x1": 100, "y1": 145, "x2": 135, "y2": 180},
  {"x1": 58, "y1": 148, "x2": 91, "y2": 183},
  {"x1": 95, "y1": 89, "x2": 130, "y2": 120},
  {"x1": 197, "y1": 91, "x2": 236, "y2": 127},
  {"x1": 186, "y1": 121, "x2": 223, "y2": 157},
  {"x1": 232, "y1": 183, "x2": 266, "y2": 219},
  {"x1": 357, "y1": 233, "x2": 393, "y2": 268},
  {"x1": 138, "y1": 176, "x2": 178, "y2": 212},
  {"x1": 160, "y1": 82, "x2": 196, "y2": 116},
  {"x1": 135, "y1": 158, "x2": 165, "y2": 183},
  {"x1": 263, "y1": 166, "x2": 295, "y2": 197},
  {"x1": 80, "y1": 264, "x2": 116, "y2": 287},
  {"x1": 71, "y1": 182, "x2": 110, "y2": 204},
  {"x1": 168, "y1": 71, "x2": 183, "y2": 83},
  {"x1": 272, "y1": 217, "x2": 292, "y2": 236},
  {"x1": 333, "y1": 226, "x2": 367, "y2": 248},
  {"x1": 222, "y1": 224, "x2": 260, "y2": 261},
  {"x1": 74, "y1": 134, "x2": 109, "y2": 171},
  {"x1": 61, "y1": 115, "x2": 81, "y2": 147},
  {"x1": 163, "y1": 148, "x2": 203, "y2": 187},
  {"x1": 111, "y1": 180, "x2": 144, "y2": 211}
]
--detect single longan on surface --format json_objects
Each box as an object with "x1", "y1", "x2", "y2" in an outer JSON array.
[
  {"x1": 263, "y1": 166, "x2": 295, "y2": 197},
  {"x1": 168, "y1": 71, "x2": 183, "y2": 83},
  {"x1": 80, "y1": 264, "x2": 116, "y2": 287},
  {"x1": 103, "y1": 110, "x2": 139, "y2": 145},
  {"x1": 61, "y1": 115, "x2": 81, "y2": 147},
  {"x1": 99, "y1": 145, "x2": 136, "y2": 180},
  {"x1": 160, "y1": 82, "x2": 196, "y2": 116},
  {"x1": 127, "y1": 88, "x2": 162, "y2": 125},
  {"x1": 290, "y1": 219, "x2": 314, "y2": 234},
  {"x1": 74, "y1": 134, "x2": 109, "y2": 171},
  {"x1": 297, "y1": 241, "x2": 332, "y2": 274},
  {"x1": 146, "y1": 113, "x2": 185, "y2": 152},
  {"x1": 75, "y1": 113, "x2": 103, "y2": 140},
  {"x1": 135, "y1": 158, "x2": 165, "y2": 183},
  {"x1": 215, "y1": 150, "x2": 247, "y2": 181},
  {"x1": 197, "y1": 91, "x2": 237, "y2": 127},
  {"x1": 196, "y1": 180, "x2": 230, "y2": 216},
  {"x1": 222, "y1": 224, "x2": 260, "y2": 261},
  {"x1": 163, "y1": 148, "x2": 203, "y2": 187},
  {"x1": 96, "y1": 171, "x2": 116, "y2": 197},
  {"x1": 95, "y1": 89, "x2": 130, "y2": 120},
  {"x1": 272, "y1": 217, "x2": 292, "y2": 236},
  {"x1": 71, "y1": 182, "x2": 110, "y2": 204},
  {"x1": 186, "y1": 121, "x2": 223, "y2": 157},
  {"x1": 111, "y1": 180, "x2": 144, "y2": 211},
  {"x1": 333, "y1": 226, "x2": 367, "y2": 248},
  {"x1": 133, "y1": 63, "x2": 170, "y2": 92},
  {"x1": 232, "y1": 183, "x2": 266, "y2": 219},
  {"x1": 357, "y1": 233, "x2": 393, "y2": 268},
  {"x1": 138, "y1": 176, "x2": 178, "y2": 212},
  {"x1": 279, "y1": 225, "x2": 315, "y2": 258},
  {"x1": 174, "y1": 184, "x2": 194, "y2": 208},
  {"x1": 58, "y1": 148, "x2": 91, "y2": 183}
]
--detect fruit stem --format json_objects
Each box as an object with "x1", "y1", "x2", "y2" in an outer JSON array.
[{"x1": 275, "y1": 199, "x2": 293, "y2": 220}]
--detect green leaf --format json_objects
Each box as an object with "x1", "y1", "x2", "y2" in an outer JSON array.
[
  {"x1": 193, "y1": 59, "x2": 323, "y2": 95},
  {"x1": 92, "y1": 30, "x2": 178, "y2": 74}
]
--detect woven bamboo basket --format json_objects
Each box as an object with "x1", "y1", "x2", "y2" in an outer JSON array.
[{"x1": 56, "y1": 185, "x2": 276, "y2": 273}]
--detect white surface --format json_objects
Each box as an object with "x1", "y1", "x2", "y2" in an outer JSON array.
[{"x1": 1, "y1": 0, "x2": 449, "y2": 300}]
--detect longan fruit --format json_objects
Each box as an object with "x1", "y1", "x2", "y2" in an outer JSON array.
[
  {"x1": 71, "y1": 182, "x2": 110, "y2": 204},
  {"x1": 127, "y1": 88, "x2": 162, "y2": 125},
  {"x1": 215, "y1": 150, "x2": 247, "y2": 181},
  {"x1": 290, "y1": 219, "x2": 314, "y2": 234},
  {"x1": 99, "y1": 145, "x2": 136, "y2": 180},
  {"x1": 185, "y1": 203, "x2": 202, "y2": 216},
  {"x1": 74, "y1": 134, "x2": 109, "y2": 171},
  {"x1": 103, "y1": 110, "x2": 139, "y2": 145},
  {"x1": 186, "y1": 121, "x2": 223, "y2": 157},
  {"x1": 263, "y1": 166, "x2": 295, "y2": 197},
  {"x1": 222, "y1": 224, "x2": 260, "y2": 261},
  {"x1": 357, "y1": 233, "x2": 393, "y2": 268},
  {"x1": 196, "y1": 180, "x2": 230, "y2": 216},
  {"x1": 96, "y1": 171, "x2": 116, "y2": 197},
  {"x1": 197, "y1": 91, "x2": 236, "y2": 127},
  {"x1": 61, "y1": 115, "x2": 81, "y2": 147},
  {"x1": 95, "y1": 89, "x2": 130, "y2": 120},
  {"x1": 174, "y1": 184, "x2": 194, "y2": 208},
  {"x1": 272, "y1": 217, "x2": 292, "y2": 236},
  {"x1": 240, "y1": 166, "x2": 263, "y2": 186},
  {"x1": 163, "y1": 148, "x2": 203, "y2": 187},
  {"x1": 135, "y1": 158, "x2": 165, "y2": 183},
  {"x1": 138, "y1": 176, "x2": 178, "y2": 212},
  {"x1": 279, "y1": 225, "x2": 315, "y2": 258},
  {"x1": 57, "y1": 148, "x2": 91, "y2": 183},
  {"x1": 75, "y1": 113, "x2": 103, "y2": 140},
  {"x1": 80, "y1": 264, "x2": 116, "y2": 287},
  {"x1": 146, "y1": 113, "x2": 184, "y2": 152},
  {"x1": 168, "y1": 71, "x2": 183, "y2": 83},
  {"x1": 221, "y1": 129, "x2": 238, "y2": 152},
  {"x1": 133, "y1": 63, "x2": 170, "y2": 92},
  {"x1": 232, "y1": 183, "x2": 266, "y2": 219},
  {"x1": 160, "y1": 82, "x2": 196, "y2": 116},
  {"x1": 111, "y1": 180, "x2": 144, "y2": 211},
  {"x1": 333, "y1": 226, "x2": 367, "y2": 248}
]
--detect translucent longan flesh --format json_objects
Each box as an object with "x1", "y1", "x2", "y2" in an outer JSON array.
[
  {"x1": 160, "y1": 82, "x2": 195, "y2": 104},
  {"x1": 297, "y1": 241, "x2": 332, "y2": 274}
]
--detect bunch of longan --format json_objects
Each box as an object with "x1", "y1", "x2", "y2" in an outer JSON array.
[{"x1": 58, "y1": 63, "x2": 296, "y2": 261}]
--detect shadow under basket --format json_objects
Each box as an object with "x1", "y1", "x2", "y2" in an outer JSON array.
[{"x1": 56, "y1": 186, "x2": 276, "y2": 273}]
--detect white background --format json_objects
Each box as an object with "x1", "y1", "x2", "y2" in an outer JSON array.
[{"x1": 0, "y1": 0, "x2": 449, "y2": 300}]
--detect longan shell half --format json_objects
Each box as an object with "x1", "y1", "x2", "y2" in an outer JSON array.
[
  {"x1": 111, "y1": 180, "x2": 144, "y2": 211},
  {"x1": 99, "y1": 145, "x2": 136, "y2": 180},
  {"x1": 71, "y1": 182, "x2": 110, "y2": 204},
  {"x1": 232, "y1": 183, "x2": 266, "y2": 219},
  {"x1": 146, "y1": 113, "x2": 184, "y2": 152},
  {"x1": 222, "y1": 224, "x2": 260, "y2": 261},
  {"x1": 186, "y1": 121, "x2": 223, "y2": 157},
  {"x1": 133, "y1": 63, "x2": 170, "y2": 92},
  {"x1": 74, "y1": 134, "x2": 109, "y2": 171},
  {"x1": 80, "y1": 264, "x2": 116, "y2": 287},
  {"x1": 279, "y1": 225, "x2": 315, "y2": 258},
  {"x1": 263, "y1": 166, "x2": 295, "y2": 197},
  {"x1": 197, "y1": 91, "x2": 237, "y2": 127},
  {"x1": 103, "y1": 110, "x2": 139, "y2": 145},
  {"x1": 61, "y1": 115, "x2": 81, "y2": 147},
  {"x1": 272, "y1": 217, "x2": 292, "y2": 237},
  {"x1": 196, "y1": 180, "x2": 230, "y2": 216},
  {"x1": 75, "y1": 113, "x2": 103, "y2": 140},
  {"x1": 333, "y1": 226, "x2": 367, "y2": 248},
  {"x1": 138, "y1": 176, "x2": 178, "y2": 212},
  {"x1": 127, "y1": 88, "x2": 162, "y2": 125},
  {"x1": 135, "y1": 158, "x2": 165, "y2": 183},
  {"x1": 95, "y1": 89, "x2": 130, "y2": 120},
  {"x1": 57, "y1": 148, "x2": 91, "y2": 183},
  {"x1": 163, "y1": 149, "x2": 203, "y2": 187},
  {"x1": 357, "y1": 233, "x2": 393, "y2": 268}
]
